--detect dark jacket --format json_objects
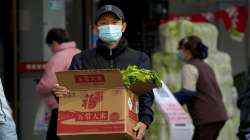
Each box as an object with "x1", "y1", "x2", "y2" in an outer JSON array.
[
  {"x1": 187, "y1": 59, "x2": 228, "y2": 126},
  {"x1": 237, "y1": 66, "x2": 250, "y2": 137},
  {"x1": 69, "y1": 37, "x2": 154, "y2": 127}
]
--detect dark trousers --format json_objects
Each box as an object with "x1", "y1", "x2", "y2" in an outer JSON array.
[
  {"x1": 238, "y1": 134, "x2": 250, "y2": 140},
  {"x1": 46, "y1": 109, "x2": 60, "y2": 140},
  {"x1": 192, "y1": 121, "x2": 225, "y2": 140},
  {"x1": 238, "y1": 122, "x2": 250, "y2": 140}
]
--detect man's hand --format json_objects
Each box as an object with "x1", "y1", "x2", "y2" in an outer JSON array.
[
  {"x1": 52, "y1": 84, "x2": 69, "y2": 98},
  {"x1": 133, "y1": 122, "x2": 147, "y2": 140}
]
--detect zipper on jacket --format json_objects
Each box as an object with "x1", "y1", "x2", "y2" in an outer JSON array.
[
  {"x1": 109, "y1": 49, "x2": 113, "y2": 56},
  {"x1": 110, "y1": 49, "x2": 114, "y2": 68}
]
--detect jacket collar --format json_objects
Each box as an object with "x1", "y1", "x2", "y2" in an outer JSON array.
[{"x1": 96, "y1": 37, "x2": 128, "y2": 60}]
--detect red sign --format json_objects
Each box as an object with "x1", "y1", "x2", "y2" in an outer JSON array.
[
  {"x1": 81, "y1": 92, "x2": 103, "y2": 109},
  {"x1": 76, "y1": 111, "x2": 108, "y2": 121},
  {"x1": 160, "y1": 102, "x2": 192, "y2": 124},
  {"x1": 18, "y1": 61, "x2": 46, "y2": 73},
  {"x1": 160, "y1": 5, "x2": 248, "y2": 41},
  {"x1": 129, "y1": 111, "x2": 138, "y2": 122},
  {"x1": 58, "y1": 111, "x2": 109, "y2": 122},
  {"x1": 109, "y1": 112, "x2": 120, "y2": 121},
  {"x1": 74, "y1": 74, "x2": 105, "y2": 83},
  {"x1": 57, "y1": 123, "x2": 124, "y2": 133},
  {"x1": 128, "y1": 97, "x2": 138, "y2": 121}
]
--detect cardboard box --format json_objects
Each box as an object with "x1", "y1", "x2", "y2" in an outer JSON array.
[{"x1": 56, "y1": 69, "x2": 140, "y2": 140}]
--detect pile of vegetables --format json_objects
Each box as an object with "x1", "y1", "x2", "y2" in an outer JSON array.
[{"x1": 121, "y1": 65, "x2": 162, "y2": 88}]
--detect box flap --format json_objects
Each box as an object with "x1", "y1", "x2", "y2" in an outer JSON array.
[
  {"x1": 56, "y1": 69, "x2": 124, "y2": 91},
  {"x1": 129, "y1": 80, "x2": 156, "y2": 96}
]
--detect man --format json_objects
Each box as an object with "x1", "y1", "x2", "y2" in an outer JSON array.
[
  {"x1": 53, "y1": 5, "x2": 154, "y2": 140},
  {"x1": 0, "y1": 78, "x2": 17, "y2": 140}
]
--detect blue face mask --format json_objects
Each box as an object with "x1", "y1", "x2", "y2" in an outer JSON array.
[{"x1": 98, "y1": 25, "x2": 123, "y2": 44}]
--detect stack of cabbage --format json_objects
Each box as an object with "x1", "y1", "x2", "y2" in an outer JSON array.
[{"x1": 146, "y1": 20, "x2": 239, "y2": 140}]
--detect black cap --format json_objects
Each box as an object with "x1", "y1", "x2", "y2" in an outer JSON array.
[{"x1": 95, "y1": 5, "x2": 124, "y2": 22}]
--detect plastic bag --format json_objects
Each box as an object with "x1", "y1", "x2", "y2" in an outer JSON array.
[
  {"x1": 152, "y1": 81, "x2": 194, "y2": 140},
  {"x1": 33, "y1": 99, "x2": 51, "y2": 135}
]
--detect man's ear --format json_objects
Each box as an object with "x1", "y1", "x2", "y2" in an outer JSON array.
[
  {"x1": 93, "y1": 25, "x2": 98, "y2": 33},
  {"x1": 122, "y1": 22, "x2": 127, "y2": 32}
]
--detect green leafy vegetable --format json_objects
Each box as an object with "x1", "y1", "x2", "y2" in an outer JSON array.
[{"x1": 121, "y1": 65, "x2": 162, "y2": 88}]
